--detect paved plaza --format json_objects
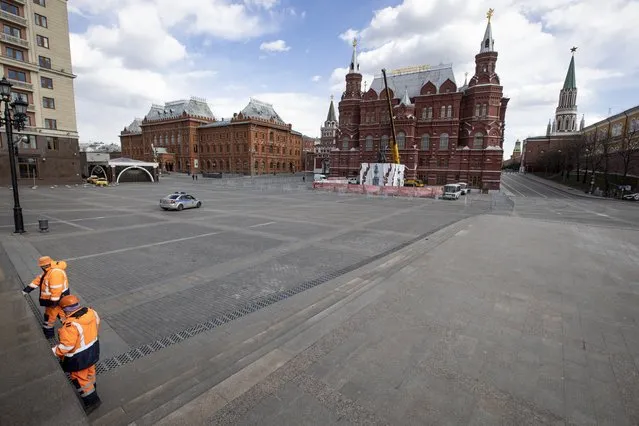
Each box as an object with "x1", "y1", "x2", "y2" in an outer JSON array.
[{"x1": 1, "y1": 173, "x2": 638, "y2": 425}]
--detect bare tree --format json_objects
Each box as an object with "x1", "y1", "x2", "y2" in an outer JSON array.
[{"x1": 616, "y1": 124, "x2": 639, "y2": 178}]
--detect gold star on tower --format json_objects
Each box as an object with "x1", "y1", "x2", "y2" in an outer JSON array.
[
  {"x1": 352, "y1": 38, "x2": 358, "y2": 47},
  {"x1": 487, "y1": 8, "x2": 494, "y2": 22},
  {"x1": 570, "y1": 46, "x2": 578, "y2": 54}
]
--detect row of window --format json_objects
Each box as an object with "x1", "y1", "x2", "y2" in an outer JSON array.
[
  {"x1": 349, "y1": 103, "x2": 492, "y2": 125},
  {"x1": 7, "y1": 69, "x2": 54, "y2": 88},
  {"x1": 355, "y1": 132, "x2": 486, "y2": 151},
  {"x1": 12, "y1": 134, "x2": 59, "y2": 150}
]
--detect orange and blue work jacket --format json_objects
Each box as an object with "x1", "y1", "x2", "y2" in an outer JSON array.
[
  {"x1": 24, "y1": 261, "x2": 69, "y2": 307},
  {"x1": 52, "y1": 307, "x2": 100, "y2": 373}
]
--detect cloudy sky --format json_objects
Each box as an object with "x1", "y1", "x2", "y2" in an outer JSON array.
[{"x1": 68, "y1": 0, "x2": 639, "y2": 159}]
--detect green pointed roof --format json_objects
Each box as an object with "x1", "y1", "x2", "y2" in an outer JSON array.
[
  {"x1": 563, "y1": 54, "x2": 576, "y2": 90},
  {"x1": 326, "y1": 99, "x2": 336, "y2": 122}
]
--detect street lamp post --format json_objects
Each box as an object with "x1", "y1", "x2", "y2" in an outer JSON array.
[{"x1": 0, "y1": 77, "x2": 29, "y2": 234}]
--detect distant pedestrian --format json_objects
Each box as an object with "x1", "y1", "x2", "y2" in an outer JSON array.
[
  {"x1": 53, "y1": 295, "x2": 101, "y2": 414},
  {"x1": 192, "y1": 174, "x2": 195, "y2": 181},
  {"x1": 195, "y1": 174, "x2": 198, "y2": 181},
  {"x1": 302, "y1": 175, "x2": 306, "y2": 182}
]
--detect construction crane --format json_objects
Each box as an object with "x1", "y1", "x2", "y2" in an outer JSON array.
[{"x1": 382, "y1": 68, "x2": 401, "y2": 165}]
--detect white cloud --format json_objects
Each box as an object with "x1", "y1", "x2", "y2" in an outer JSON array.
[
  {"x1": 244, "y1": 0, "x2": 278, "y2": 9},
  {"x1": 311, "y1": 75, "x2": 322, "y2": 82},
  {"x1": 331, "y1": 0, "x2": 639, "y2": 158},
  {"x1": 259, "y1": 39, "x2": 290, "y2": 52}
]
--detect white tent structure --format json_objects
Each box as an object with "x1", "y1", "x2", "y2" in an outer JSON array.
[{"x1": 108, "y1": 158, "x2": 159, "y2": 183}]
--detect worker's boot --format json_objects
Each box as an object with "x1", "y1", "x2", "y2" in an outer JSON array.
[
  {"x1": 42, "y1": 326, "x2": 54, "y2": 339},
  {"x1": 82, "y1": 392, "x2": 102, "y2": 415}
]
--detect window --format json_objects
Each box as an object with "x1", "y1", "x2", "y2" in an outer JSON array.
[
  {"x1": 421, "y1": 134, "x2": 430, "y2": 150},
  {"x1": 397, "y1": 132, "x2": 406, "y2": 149},
  {"x1": 36, "y1": 35, "x2": 49, "y2": 48},
  {"x1": 437, "y1": 158, "x2": 449, "y2": 167},
  {"x1": 3, "y1": 24, "x2": 21, "y2": 38},
  {"x1": 6, "y1": 47, "x2": 24, "y2": 61},
  {"x1": 11, "y1": 92, "x2": 27, "y2": 103},
  {"x1": 365, "y1": 135, "x2": 373, "y2": 151},
  {"x1": 342, "y1": 137, "x2": 349, "y2": 150},
  {"x1": 8, "y1": 69, "x2": 26, "y2": 82},
  {"x1": 40, "y1": 76, "x2": 53, "y2": 89},
  {"x1": 34, "y1": 13, "x2": 47, "y2": 27},
  {"x1": 475, "y1": 104, "x2": 480, "y2": 117},
  {"x1": 473, "y1": 132, "x2": 484, "y2": 149},
  {"x1": 18, "y1": 157, "x2": 38, "y2": 179},
  {"x1": 1, "y1": 1, "x2": 19, "y2": 15},
  {"x1": 447, "y1": 105, "x2": 452, "y2": 118},
  {"x1": 439, "y1": 133, "x2": 449, "y2": 150},
  {"x1": 46, "y1": 136, "x2": 58, "y2": 150},
  {"x1": 481, "y1": 103, "x2": 487, "y2": 117},
  {"x1": 440, "y1": 105, "x2": 446, "y2": 118},
  {"x1": 427, "y1": 107, "x2": 433, "y2": 119},
  {"x1": 421, "y1": 109, "x2": 428, "y2": 120},
  {"x1": 42, "y1": 97, "x2": 54, "y2": 109},
  {"x1": 436, "y1": 174, "x2": 446, "y2": 185},
  {"x1": 381, "y1": 135, "x2": 389, "y2": 149},
  {"x1": 44, "y1": 118, "x2": 56, "y2": 129},
  {"x1": 38, "y1": 56, "x2": 51, "y2": 68},
  {"x1": 34, "y1": 0, "x2": 46, "y2": 6}
]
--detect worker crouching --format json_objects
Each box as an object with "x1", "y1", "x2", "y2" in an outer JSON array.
[
  {"x1": 53, "y1": 295, "x2": 102, "y2": 414},
  {"x1": 22, "y1": 256, "x2": 70, "y2": 338}
]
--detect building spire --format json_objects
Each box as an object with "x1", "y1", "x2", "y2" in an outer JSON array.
[
  {"x1": 563, "y1": 47, "x2": 577, "y2": 89},
  {"x1": 480, "y1": 8, "x2": 495, "y2": 53},
  {"x1": 326, "y1": 95, "x2": 337, "y2": 122},
  {"x1": 348, "y1": 38, "x2": 360, "y2": 74}
]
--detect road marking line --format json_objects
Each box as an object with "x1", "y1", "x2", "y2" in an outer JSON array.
[
  {"x1": 41, "y1": 214, "x2": 94, "y2": 231},
  {"x1": 500, "y1": 180, "x2": 526, "y2": 197},
  {"x1": 505, "y1": 176, "x2": 548, "y2": 199},
  {"x1": 249, "y1": 221, "x2": 276, "y2": 228},
  {"x1": 65, "y1": 231, "x2": 222, "y2": 261}
]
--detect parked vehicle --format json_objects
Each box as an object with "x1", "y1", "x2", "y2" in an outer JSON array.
[
  {"x1": 160, "y1": 192, "x2": 202, "y2": 211},
  {"x1": 347, "y1": 177, "x2": 359, "y2": 184},
  {"x1": 442, "y1": 184, "x2": 462, "y2": 200},
  {"x1": 86, "y1": 175, "x2": 99, "y2": 184},
  {"x1": 404, "y1": 179, "x2": 425, "y2": 187},
  {"x1": 94, "y1": 178, "x2": 109, "y2": 187},
  {"x1": 457, "y1": 182, "x2": 470, "y2": 195},
  {"x1": 314, "y1": 174, "x2": 327, "y2": 182},
  {"x1": 622, "y1": 192, "x2": 639, "y2": 201}
]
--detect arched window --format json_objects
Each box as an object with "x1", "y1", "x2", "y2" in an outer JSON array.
[
  {"x1": 481, "y1": 104, "x2": 487, "y2": 117},
  {"x1": 206, "y1": 160, "x2": 211, "y2": 170},
  {"x1": 421, "y1": 109, "x2": 428, "y2": 120},
  {"x1": 381, "y1": 135, "x2": 389, "y2": 149},
  {"x1": 473, "y1": 132, "x2": 484, "y2": 149},
  {"x1": 365, "y1": 135, "x2": 373, "y2": 151},
  {"x1": 447, "y1": 105, "x2": 452, "y2": 118},
  {"x1": 427, "y1": 107, "x2": 433, "y2": 119},
  {"x1": 397, "y1": 132, "x2": 406, "y2": 149},
  {"x1": 171, "y1": 133, "x2": 175, "y2": 144},
  {"x1": 439, "y1": 133, "x2": 449, "y2": 150},
  {"x1": 153, "y1": 135, "x2": 157, "y2": 146},
  {"x1": 440, "y1": 106, "x2": 446, "y2": 118},
  {"x1": 269, "y1": 132, "x2": 274, "y2": 142},
  {"x1": 164, "y1": 134, "x2": 168, "y2": 145},
  {"x1": 475, "y1": 104, "x2": 480, "y2": 117},
  {"x1": 421, "y1": 134, "x2": 430, "y2": 150},
  {"x1": 177, "y1": 133, "x2": 181, "y2": 144},
  {"x1": 342, "y1": 137, "x2": 349, "y2": 150},
  {"x1": 254, "y1": 160, "x2": 258, "y2": 170}
]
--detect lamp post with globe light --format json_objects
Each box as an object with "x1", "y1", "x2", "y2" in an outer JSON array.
[{"x1": 0, "y1": 77, "x2": 29, "y2": 234}]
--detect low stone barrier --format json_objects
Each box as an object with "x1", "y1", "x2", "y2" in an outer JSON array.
[{"x1": 312, "y1": 182, "x2": 443, "y2": 198}]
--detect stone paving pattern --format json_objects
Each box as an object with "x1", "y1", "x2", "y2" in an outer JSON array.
[{"x1": 2, "y1": 173, "x2": 638, "y2": 424}]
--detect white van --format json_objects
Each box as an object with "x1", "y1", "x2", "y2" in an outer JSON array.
[
  {"x1": 442, "y1": 183, "x2": 462, "y2": 200},
  {"x1": 457, "y1": 182, "x2": 469, "y2": 195},
  {"x1": 314, "y1": 174, "x2": 327, "y2": 182}
]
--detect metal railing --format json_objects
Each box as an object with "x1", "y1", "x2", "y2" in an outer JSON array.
[{"x1": 7, "y1": 78, "x2": 33, "y2": 91}]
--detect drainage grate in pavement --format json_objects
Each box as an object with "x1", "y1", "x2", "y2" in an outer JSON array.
[{"x1": 95, "y1": 219, "x2": 459, "y2": 376}]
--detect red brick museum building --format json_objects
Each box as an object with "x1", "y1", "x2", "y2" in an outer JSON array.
[{"x1": 329, "y1": 12, "x2": 509, "y2": 189}]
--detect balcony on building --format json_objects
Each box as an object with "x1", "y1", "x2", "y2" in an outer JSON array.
[{"x1": 0, "y1": 32, "x2": 28, "y2": 48}]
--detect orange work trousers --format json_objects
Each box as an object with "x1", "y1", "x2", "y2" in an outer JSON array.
[
  {"x1": 43, "y1": 305, "x2": 65, "y2": 330},
  {"x1": 70, "y1": 365, "x2": 97, "y2": 398}
]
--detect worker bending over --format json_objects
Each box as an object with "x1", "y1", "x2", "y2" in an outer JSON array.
[
  {"x1": 22, "y1": 256, "x2": 70, "y2": 338},
  {"x1": 53, "y1": 295, "x2": 102, "y2": 414}
]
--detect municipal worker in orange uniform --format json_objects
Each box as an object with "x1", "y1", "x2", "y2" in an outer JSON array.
[
  {"x1": 22, "y1": 256, "x2": 70, "y2": 338},
  {"x1": 53, "y1": 295, "x2": 102, "y2": 413}
]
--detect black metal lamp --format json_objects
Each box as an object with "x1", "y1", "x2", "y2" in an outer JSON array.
[{"x1": 1, "y1": 76, "x2": 29, "y2": 234}]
